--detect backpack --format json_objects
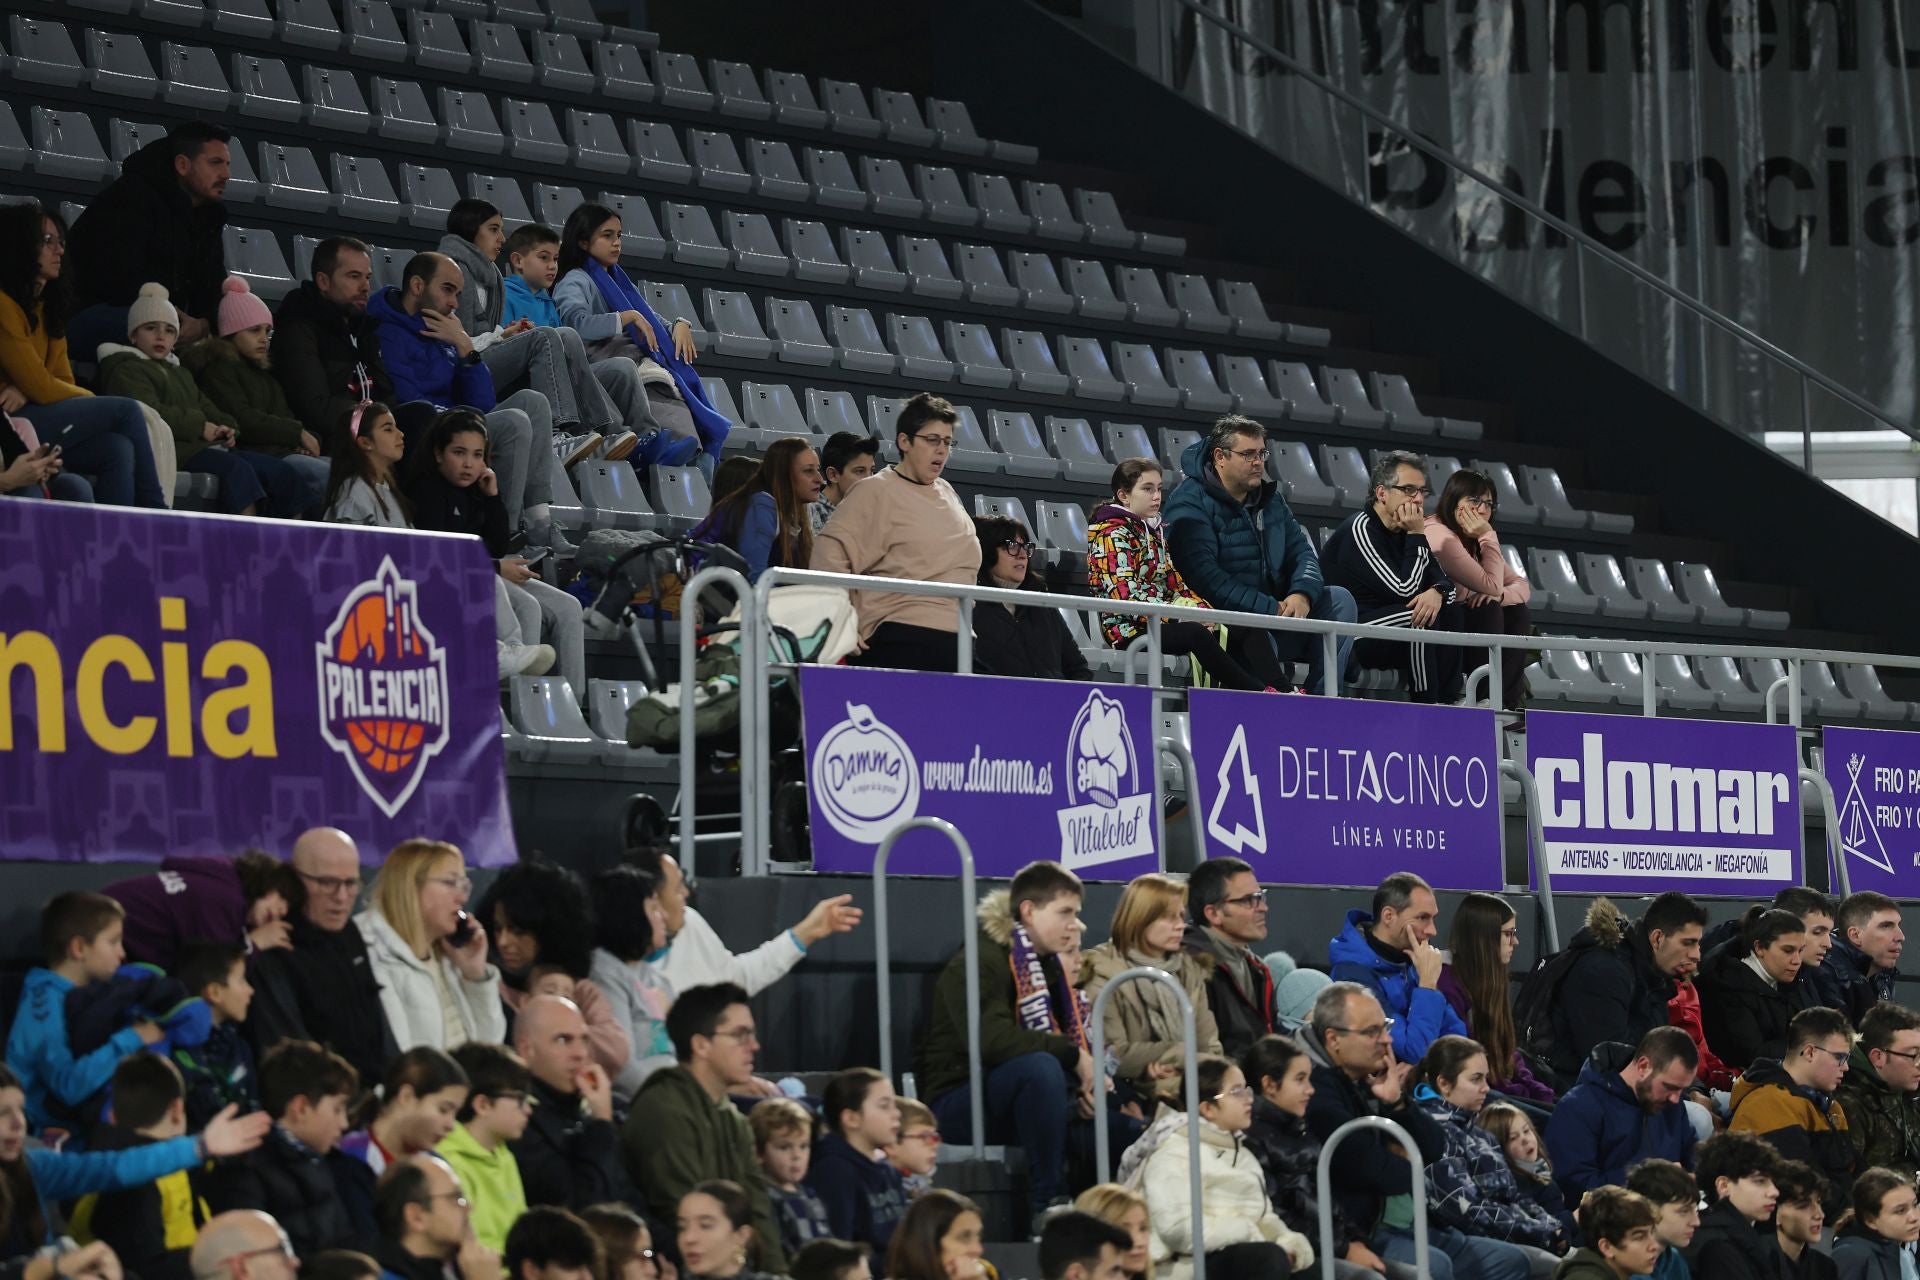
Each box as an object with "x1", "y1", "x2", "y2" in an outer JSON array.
[{"x1": 1513, "y1": 938, "x2": 1601, "y2": 1081}]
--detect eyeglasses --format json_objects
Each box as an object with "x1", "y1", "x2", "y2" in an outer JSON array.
[
  {"x1": 900, "y1": 1129, "x2": 941, "y2": 1144},
  {"x1": 1222, "y1": 447, "x2": 1270, "y2": 462},
  {"x1": 1000, "y1": 540, "x2": 1034, "y2": 556},
  {"x1": 425, "y1": 874, "x2": 473, "y2": 894},
  {"x1": 427, "y1": 1192, "x2": 471, "y2": 1209},
  {"x1": 486, "y1": 1091, "x2": 535, "y2": 1110},
  {"x1": 1880, "y1": 1047, "x2": 1920, "y2": 1065},
  {"x1": 297, "y1": 870, "x2": 363, "y2": 897},
  {"x1": 1500, "y1": 927, "x2": 1520, "y2": 941},
  {"x1": 1467, "y1": 497, "x2": 1497, "y2": 512},
  {"x1": 1221, "y1": 890, "x2": 1268, "y2": 909},
  {"x1": 1807, "y1": 1045, "x2": 1851, "y2": 1066},
  {"x1": 1210, "y1": 1084, "x2": 1254, "y2": 1103},
  {"x1": 1329, "y1": 1019, "x2": 1397, "y2": 1040},
  {"x1": 1385, "y1": 483, "x2": 1433, "y2": 498},
  {"x1": 912, "y1": 434, "x2": 956, "y2": 450},
  {"x1": 40, "y1": 234, "x2": 64, "y2": 248},
  {"x1": 711, "y1": 1026, "x2": 759, "y2": 1044}
]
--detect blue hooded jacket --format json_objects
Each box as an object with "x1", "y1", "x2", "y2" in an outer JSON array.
[
  {"x1": 804, "y1": 1132, "x2": 909, "y2": 1253},
  {"x1": 5, "y1": 968, "x2": 147, "y2": 1136},
  {"x1": 365, "y1": 286, "x2": 496, "y2": 413},
  {"x1": 1327, "y1": 910, "x2": 1467, "y2": 1064},
  {"x1": 1163, "y1": 437, "x2": 1324, "y2": 616},
  {"x1": 500, "y1": 275, "x2": 561, "y2": 329},
  {"x1": 1543, "y1": 1042, "x2": 1698, "y2": 1204}
]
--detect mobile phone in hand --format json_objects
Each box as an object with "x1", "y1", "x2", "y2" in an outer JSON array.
[{"x1": 448, "y1": 909, "x2": 476, "y2": 948}]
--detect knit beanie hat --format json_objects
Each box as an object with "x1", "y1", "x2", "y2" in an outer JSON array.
[
  {"x1": 216, "y1": 276, "x2": 273, "y2": 337},
  {"x1": 1274, "y1": 966, "x2": 1332, "y2": 1031},
  {"x1": 127, "y1": 282, "x2": 179, "y2": 335}
]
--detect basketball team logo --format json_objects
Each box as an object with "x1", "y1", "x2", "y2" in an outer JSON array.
[{"x1": 315, "y1": 557, "x2": 451, "y2": 817}]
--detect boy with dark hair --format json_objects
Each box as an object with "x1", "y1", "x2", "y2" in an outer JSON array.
[
  {"x1": 789, "y1": 1239, "x2": 870, "y2": 1280},
  {"x1": 1557, "y1": 1188, "x2": 1664, "y2": 1280},
  {"x1": 915, "y1": 860, "x2": 1095, "y2": 1228},
  {"x1": 440, "y1": 1042, "x2": 532, "y2": 1253},
  {"x1": 1624, "y1": 1160, "x2": 1697, "y2": 1280},
  {"x1": 503, "y1": 1205, "x2": 601, "y2": 1280},
  {"x1": 1809, "y1": 891, "x2": 1904, "y2": 1022},
  {"x1": 8, "y1": 891, "x2": 163, "y2": 1134},
  {"x1": 70, "y1": 1055, "x2": 206, "y2": 1280},
  {"x1": 751, "y1": 1097, "x2": 832, "y2": 1256},
  {"x1": 1838, "y1": 1001, "x2": 1920, "y2": 1173},
  {"x1": 1037, "y1": 1210, "x2": 1131, "y2": 1280},
  {"x1": 500, "y1": 225, "x2": 564, "y2": 329},
  {"x1": 1768, "y1": 1160, "x2": 1836, "y2": 1280},
  {"x1": 1549, "y1": 894, "x2": 1710, "y2": 1087},
  {"x1": 206, "y1": 1040, "x2": 364, "y2": 1258},
  {"x1": 1686, "y1": 1132, "x2": 1782, "y2": 1280},
  {"x1": 810, "y1": 431, "x2": 879, "y2": 534},
  {"x1": 1727, "y1": 1005, "x2": 1859, "y2": 1215},
  {"x1": 172, "y1": 940, "x2": 259, "y2": 1129}
]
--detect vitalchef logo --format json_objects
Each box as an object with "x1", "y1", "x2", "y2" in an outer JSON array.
[
  {"x1": 810, "y1": 701, "x2": 921, "y2": 842},
  {"x1": 315, "y1": 557, "x2": 451, "y2": 818},
  {"x1": 1057, "y1": 689, "x2": 1154, "y2": 869}
]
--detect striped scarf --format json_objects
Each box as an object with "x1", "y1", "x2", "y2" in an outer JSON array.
[{"x1": 1009, "y1": 921, "x2": 1090, "y2": 1050}]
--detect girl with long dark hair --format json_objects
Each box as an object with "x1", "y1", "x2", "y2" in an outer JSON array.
[
  {"x1": 1422, "y1": 469, "x2": 1531, "y2": 712},
  {"x1": 689, "y1": 436, "x2": 823, "y2": 583},
  {"x1": 1437, "y1": 893, "x2": 1557, "y2": 1104}
]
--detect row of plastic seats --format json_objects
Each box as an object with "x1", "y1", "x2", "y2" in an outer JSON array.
[
  {"x1": 1272, "y1": 444, "x2": 1625, "y2": 531},
  {"x1": 54, "y1": 0, "x2": 616, "y2": 41},
  {"x1": 1529, "y1": 650, "x2": 1912, "y2": 721},
  {"x1": 505, "y1": 675, "x2": 671, "y2": 768},
  {"x1": 549, "y1": 453, "x2": 713, "y2": 535},
  {"x1": 1513, "y1": 547, "x2": 1787, "y2": 629}
]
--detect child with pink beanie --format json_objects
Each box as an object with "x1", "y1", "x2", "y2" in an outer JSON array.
[{"x1": 182, "y1": 277, "x2": 328, "y2": 513}]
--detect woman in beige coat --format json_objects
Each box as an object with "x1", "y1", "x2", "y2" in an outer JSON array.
[{"x1": 1080, "y1": 874, "x2": 1223, "y2": 1094}]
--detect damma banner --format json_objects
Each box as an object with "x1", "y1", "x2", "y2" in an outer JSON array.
[
  {"x1": 1186, "y1": 688, "x2": 1504, "y2": 889},
  {"x1": 798, "y1": 665, "x2": 1160, "y2": 878},
  {"x1": 1527, "y1": 710, "x2": 1802, "y2": 894},
  {"x1": 1822, "y1": 725, "x2": 1920, "y2": 896},
  {"x1": 0, "y1": 502, "x2": 513, "y2": 864}
]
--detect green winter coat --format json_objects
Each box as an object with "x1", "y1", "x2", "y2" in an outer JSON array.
[
  {"x1": 95, "y1": 344, "x2": 235, "y2": 461},
  {"x1": 1836, "y1": 1042, "x2": 1920, "y2": 1175},
  {"x1": 181, "y1": 338, "x2": 306, "y2": 455},
  {"x1": 1552, "y1": 1248, "x2": 1622, "y2": 1280}
]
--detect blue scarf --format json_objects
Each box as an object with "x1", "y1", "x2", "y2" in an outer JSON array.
[{"x1": 582, "y1": 258, "x2": 732, "y2": 459}]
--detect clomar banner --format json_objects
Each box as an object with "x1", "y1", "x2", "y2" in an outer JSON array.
[
  {"x1": 1824, "y1": 725, "x2": 1920, "y2": 896},
  {"x1": 1187, "y1": 689, "x2": 1504, "y2": 889},
  {"x1": 799, "y1": 666, "x2": 1160, "y2": 878},
  {"x1": 1527, "y1": 710, "x2": 1802, "y2": 894},
  {"x1": 0, "y1": 502, "x2": 515, "y2": 865}
]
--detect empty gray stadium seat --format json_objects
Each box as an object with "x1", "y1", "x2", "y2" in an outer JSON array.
[
  {"x1": 803, "y1": 147, "x2": 865, "y2": 210},
  {"x1": 915, "y1": 165, "x2": 978, "y2": 227},
  {"x1": 767, "y1": 298, "x2": 832, "y2": 364},
  {"x1": 371, "y1": 77, "x2": 438, "y2": 144},
  {"x1": 303, "y1": 66, "x2": 369, "y2": 132},
  {"x1": 690, "y1": 130, "x2": 751, "y2": 192},
  {"x1": 440, "y1": 88, "x2": 505, "y2": 153},
  {"x1": 708, "y1": 58, "x2": 770, "y2": 119},
  {"x1": 1272, "y1": 441, "x2": 1338, "y2": 507},
  {"x1": 162, "y1": 42, "x2": 231, "y2": 109},
  {"x1": 704, "y1": 289, "x2": 774, "y2": 359},
  {"x1": 1270, "y1": 361, "x2": 1340, "y2": 425},
  {"x1": 926, "y1": 98, "x2": 991, "y2": 156},
  {"x1": 32, "y1": 108, "x2": 110, "y2": 181},
  {"x1": 1318, "y1": 445, "x2": 1372, "y2": 507},
  {"x1": 503, "y1": 98, "x2": 566, "y2": 165},
  {"x1": 333, "y1": 153, "x2": 400, "y2": 220},
  {"x1": 1073, "y1": 189, "x2": 1138, "y2": 250},
  {"x1": 631, "y1": 120, "x2": 691, "y2": 183},
  {"x1": 746, "y1": 139, "x2": 807, "y2": 201},
  {"x1": 1161, "y1": 273, "x2": 1233, "y2": 335},
  {"x1": 1801, "y1": 662, "x2": 1867, "y2": 720},
  {"x1": 642, "y1": 282, "x2": 705, "y2": 340},
  {"x1": 1166, "y1": 349, "x2": 1235, "y2": 412},
  {"x1": 1009, "y1": 251, "x2": 1075, "y2": 314},
  {"x1": 764, "y1": 69, "x2": 827, "y2": 129},
  {"x1": 1575, "y1": 554, "x2": 1652, "y2": 620},
  {"x1": 886, "y1": 314, "x2": 955, "y2": 381},
  {"x1": 1625, "y1": 559, "x2": 1702, "y2": 625},
  {"x1": 702, "y1": 377, "x2": 741, "y2": 432},
  {"x1": 509, "y1": 676, "x2": 602, "y2": 761},
  {"x1": 468, "y1": 172, "x2": 532, "y2": 222},
  {"x1": 1218, "y1": 355, "x2": 1286, "y2": 416},
  {"x1": 1035, "y1": 500, "x2": 1090, "y2": 569},
  {"x1": 1112, "y1": 269, "x2": 1179, "y2": 328},
  {"x1": 599, "y1": 191, "x2": 666, "y2": 258},
  {"x1": 653, "y1": 465, "x2": 711, "y2": 525},
  {"x1": 346, "y1": 0, "x2": 407, "y2": 59},
  {"x1": 1217, "y1": 280, "x2": 1286, "y2": 342},
  {"x1": 532, "y1": 31, "x2": 594, "y2": 93},
  {"x1": 1004, "y1": 329, "x2": 1070, "y2": 395},
  {"x1": 821, "y1": 78, "x2": 883, "y2": 137},
  {"x1": 107, "y1": 119, "x2": 166, "y2": 176},
  {"x1": 971, "y1": 173, "x2": 1033, "y2": 234},
  {"x1": 141, "y1": 0, "x2": 205, "y2": 25},
  {"x1": 898, "y1": 237, "x2": 964, "y2": 300},
  {"x1": 841, "y1": 228, "x2": 907, "y2": 291},
  {"x1": 1063, "y1": 259, "x2": 1127, "y2": 322},
  {"x1": 806, "y1": 389, "x2": 864, "y2": 439},
  {"x1": 231, "y1": 52, "x2": 301, "y2": 119},
  {"x1": 865, "y1": 395, "x2": 906, "y2": 451},
  {"x1": 943, "y1": 407, "x2": 999, "y2": 476},
  {"x1": 1517, "y1": 466, "x2": 1588, "y2": 531},
  {"x1": 291, "y1": 234, "x2": 321, "y2": 281},
  {"x1": 1697, "y1": 656, "x2": 1763, "y2": 712},
  {"x1": 546, "y1": 0, "x2": 603, "y2": 36},
  {"x1": 1160, "y1": 428, "x2": 1201, "y2": 484},
  {"x1": 988, "y1": 412, "x2": 1061, "y2": 480},
  {"x1": 86, "y1": 28, "x2": 156, "y2": 97},
  {"x1": 955, "y1": 244, "x2": 1019, "y2": 308},
  {"x1": 276, "y1": 0, "x2": 340, "y2": 46},
  {"x1": 1369, "y1": 371, "x2": 1482, "y2": 441},
  {"x1": 1022, "y1": 180, "x2": 1085, "y2": 241},
  {"x1": 1541, "y1": 650, "x2": 1618, "y2": 704},
  {"x1": 738, "y1": 381, "x2": 809, "y2": 447},
  {"x1": 946, "y1": 322, "x2": 1013, "y2": 388},
  {"x1": 576, "y1": 459, "x2": 658, "y2": 530},
  {"x1": 1672, "y1": 562, "x2": 1779, "y2": 629},
  {"x1": 0, "y1": 105, "x2": 26, "y2": 171},
  {"x1": 565, "y1": 109, "x2": 629, "y2": 173},
  {"x1": 1528, "y1": 549, "x2": 1600, "y2": 613},
  {"x1": 1045, "y1": 417, "x2": 1110, "y2": 484},
  {"x1": 223, "y1": 224, "x2": 294, "y2": 298},
  {"x1": 1319, "y1": 367, "x2": 1393, "y2": 431},
  {"x1": 827, "y1": 306, "x2": 895, "y2": 374},
  {"x1": 652, "y1": 51, "x2": 713, "y2": 111},
  {"x1": 722, "y1": 211, "x2": 788, "y2": 276},
  {"x1": 1839, "y1": 666, "x2": 1919, "y2": 722},
  {"x1": 1474, "y1": 460, "x2": 1541, "y2": 525},
  {"x1": 662, "y1": 203, "x2": 728, "y2": 268},
  {"x1": 783, "y1": 220, "x2": 848, "y2": 284},
  {"x1": 209, "y1": 0, "x2": 270, "y2": 35},
  {"x1": 259, "y1": 142, "x2": 331, "y2": 212},
  {"x1": 861, "y1": 157, "x2": 923, "y2": 218},
  {"x1": 869, "y1": 87, "x2": 933, "y2": 146},
  {"x1": 593, "y1": 39, "x2": 653, "y2": 101},
  {"x1": 1058, "y1": 336, "x2": 1126, "y2": 401},
  {"x1": 401, "y1": 164, "x2": 459, "y2": 226},
  {"x1": 1111, "y1": 343, "x2": 1181, "y2": 408},
  {"x1": 367, "y1": 243, "x2": 406, "y2": 288},
  {"x1": 409, "y1": 9, "x2": 470, "y2": 70},
  {"x1": 1102, "y1": 422, "x2": 1155, "y2": 466}
]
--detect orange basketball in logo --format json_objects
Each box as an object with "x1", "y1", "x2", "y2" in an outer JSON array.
[{"x1": 336, "y1": 592, "x2": 428, "y2": 774}]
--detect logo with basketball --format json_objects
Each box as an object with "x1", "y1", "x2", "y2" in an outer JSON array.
[{"x1": 315, "y1": 557, "x2": 451, "y2": 817}]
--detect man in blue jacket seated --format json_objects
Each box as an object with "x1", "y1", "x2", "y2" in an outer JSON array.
[
  {"x1": 1163, "y1": 414, "x2": 1356, "y2": 693},
  {"x1": 1545, "y1": 1028, "x2": 1700, "y2": 1205},
  {"x1": 367, "y1": 251, "x2": 564, "y2": 552},
  {"x1": 1328, "y1": 872, "x2": 1467, "y2": 1066}
]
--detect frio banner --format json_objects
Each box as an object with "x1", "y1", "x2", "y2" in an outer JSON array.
[
  {"x1": 799, "y1": 665, "x2": 1160, "y2": 878},
  {"x1": 1526, "y1": 710, "x2": 1802, "y2": 893},
  {"x1": 1187, "y1": 688, "x2": 1503, "y2": 889},
  {"x1": 0, "y1": 502, "x2": 514, "y2": 864},
  {"x1": 1168, "y1": 1, "x2": 1920, "y2": 434},
  {"x1": 1823, "y1": 725, "x2": 1920, "y2": 895}
]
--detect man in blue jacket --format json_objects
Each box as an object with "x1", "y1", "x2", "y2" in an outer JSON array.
[
  {"x1": 368, "y1": 251, "x2": 563, "y2": 550},
  {"x1": 1328, "y1": 872, "x2": 1468, "y2": 1065},
  {"x1": 1545, "y1": 1028, "x2": 1700, "y2": 1205},
  {"x1": 1164, "y1": 415, "x2": 1356, "y2": 693}
]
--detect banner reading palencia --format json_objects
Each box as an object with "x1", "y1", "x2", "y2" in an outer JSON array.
[
  {"x1": 0, "y1": 502, "x2": 514, "y2": 865},
  {"x1": 799, "y1": 665, "x2": 1160, "y2": 879},
  {"x1": 1188, "y1": 689, "x2": 1504, "y2": 890},
  {"x1": 1822, "y1": 725, "x2": 1920, "y2": 897},
  {"x1": 1527, "y1": 710, "x2": 1802, "y2": 894}
]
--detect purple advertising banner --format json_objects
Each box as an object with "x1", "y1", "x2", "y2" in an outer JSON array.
[
  {"x1": 1527, "y1": 711, "x2": 1802, "y2": 894},
  {"x1": 1187, "y1": 689, "x2": 1504, "y2": 889},
  {"x1": 1823, "y1": 726, "x2": 1920, "y2": 896},
  {"x1": 800, "y1": 665, "x2": 1160, "y2": 878},
  {"x1": 0, "y1": 501, "x2": 514, "y2": 865}
]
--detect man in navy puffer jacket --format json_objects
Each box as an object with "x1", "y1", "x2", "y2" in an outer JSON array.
[
  {"x1": 1163, "y1": 415, "x2": 1356, "y2": 692},
  {"x1": 1544, "y1": 1030, "x2": 1700, "y2": 1206}
]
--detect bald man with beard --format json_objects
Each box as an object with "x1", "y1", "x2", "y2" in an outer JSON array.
[
  {"x1": 508, "y1": 996, "x2": 638, "y2": 1215},
  {"x1": 248, "y1": 829, "x2": 398, "y2": 1084}
]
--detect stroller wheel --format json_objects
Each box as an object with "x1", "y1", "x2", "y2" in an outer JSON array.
[{"x1": 771, "y1": 779, "x2": 812, "y2": 863}]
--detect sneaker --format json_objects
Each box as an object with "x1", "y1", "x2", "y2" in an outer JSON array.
[
  {"x1": 555, "y1": 432, "x2": 603, "y2": 469},
  {"x1": 598, "y1": 430, "x2": 639, "y2": 461},
  {"x1": 498, "y1": 642, "x2": 556, "y2": 680},
  {"x1": 634, "y1": 429, "x2": 701, "y2": 468}
]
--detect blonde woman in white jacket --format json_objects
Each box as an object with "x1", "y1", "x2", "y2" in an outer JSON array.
[
  {"x1": 1143, "y1": 1056, "x2": 1314, "y2": 1280},
  {"x1": 356, "y1": 839, "x2": 508, "y2": 1052}
]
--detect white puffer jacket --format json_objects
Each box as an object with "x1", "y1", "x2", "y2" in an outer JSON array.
[
  {"x1": 1144, "y1": 1115, "x2": 1314, "y2": 1280},
  {"x1": 355, "y1": 908, "x2": 507, "y2": 1053}
]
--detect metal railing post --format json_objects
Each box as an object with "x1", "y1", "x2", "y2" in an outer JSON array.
[
  {"x1": 957, "y1": 598, "x2": 973, "y2": 675},
  {"x1": 1502, "y1": 759, "x2": 1560, "y2": 953},
  {"x1": 1318, "y1": 1115, "x2": 1429, "y2": 1280},
  {"x1": 1160, "y1": 735, "x2": 1206, "y2": 870},
  {"x1": 1800, "y1": 765, "x2": 1849, "y2": 897},
  {"x1": 872, "y1": 818, "x2": 985, "y2": 1157},
  {"x1": 1322, "y1": 630, "x2": 1341, "y2": 697},
  {"x1": 1463, "y1": 662, "x2": 1491, "y2": 708},
  {"x1": 1765, "y1": 676, "x2": 1790, "y2": 724},
  {"x1": 1091, "y1": 969, "x2": 1203, "y2": 1280},
  {"x1": 1642, "y1": 653, "x2": 1658, "y2": 717},
  {"x1": 677, "y1": 567, "x2": 751, "y2": 872},
  {"x1": 1789, "y1": 658, "x2": 1804, "y2": 730}
]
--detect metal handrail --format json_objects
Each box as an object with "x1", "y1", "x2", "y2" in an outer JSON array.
[
  {"x1": 1160, "y1": 734, "x2": 1206, "y2": 868},
  {"x1": 1501, "y1": 759, "x2": 1560, "y2": 953},
  {"x1": 1318, "y1": 1115, "x2": 1430, "y2": 1280},
  {"x1": 1089, "y1": 968, "x2": 1204, "y2": 1280},
  {"x1": 1148, "y1": 0, "x2": 1916, "y2": 451},
  {"x1": 1800, "y1": 766, "x2": 1850, "y2": 899},
  {"x1": 872, "y1": 817, "x2": 987, "y2": 1158},
  {"x1": 676, "y1": 566, "x2": 752, "y2": 871}
]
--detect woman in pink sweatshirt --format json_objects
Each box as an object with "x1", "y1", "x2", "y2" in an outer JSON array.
[{"x1": 1423, "y1": 469, "x2": 1532, "y2": 714}]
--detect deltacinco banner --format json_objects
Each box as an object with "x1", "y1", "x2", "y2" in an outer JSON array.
[
  {"x1": 1187, "y1": 688, "x2": 1504, "y2": 889},
  {"x1": 1527, "y1": 710, "x2": 1802, "y2": 893},
  {"x1": 799, "y1": 666, "x2": 1160, "y2": 878},
  {"x1": 0, "y1": 502, "x2": 514, "y2": 864},
  {"x1": 1823, "y1": 725, "x2": 1920, "y2": 895}
]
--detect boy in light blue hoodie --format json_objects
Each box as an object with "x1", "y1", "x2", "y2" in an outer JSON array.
[
  {"x1": 6, "y1": 892, "x2": 163, "y2": 1136},
  {"x1": 501, "y1": 223, "x2": 696, "y2": 469}
]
